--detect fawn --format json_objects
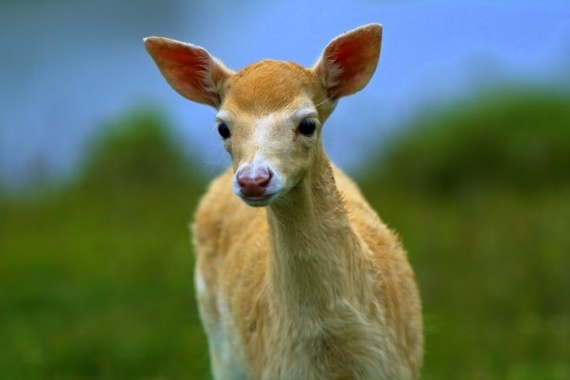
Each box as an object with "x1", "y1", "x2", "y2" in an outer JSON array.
[{"x1": 145, "y1": 23, "x2": 423, "y2": 379}]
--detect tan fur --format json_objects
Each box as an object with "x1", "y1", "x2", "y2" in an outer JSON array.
[{"x1": 145, "y1": 24, "x2": 423, "y2": 379}]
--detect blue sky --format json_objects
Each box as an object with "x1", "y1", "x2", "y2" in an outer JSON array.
[{"x1": 1, "y1": 0, "x2": 569, "y2": 187}]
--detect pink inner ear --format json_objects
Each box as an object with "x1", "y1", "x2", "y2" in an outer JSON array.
[
  {"x1": 145, "y1": 38, "x2": 222, "y2": 107},
  {"x1": 318, "y1": 24, "x2": 381, "y2": 99},
  {"x1": 327, "y1": 40, "x2": 369, "y2": 96},
  {"x1": 163, "y1": 48, "x2": 208, "y2": 68},
  {"x1": 168, "y1": 49, "x2": 221, "y2": 104}
]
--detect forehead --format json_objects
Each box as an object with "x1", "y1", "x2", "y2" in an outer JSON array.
[{"x1": 221, "y1": 60, "x2": 321, "y2": 115}]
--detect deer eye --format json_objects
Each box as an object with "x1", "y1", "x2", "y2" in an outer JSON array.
[
  {"x1": 218, "y1": 123, "x2": 231, "y2": 139},
  {"x1": 297, "y1": 119, "x2": 316, "y2": 137}
]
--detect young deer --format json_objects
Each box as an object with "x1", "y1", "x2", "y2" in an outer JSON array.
[{"x1": 145, "y1": 24, "x2": 423, "y2": 379}]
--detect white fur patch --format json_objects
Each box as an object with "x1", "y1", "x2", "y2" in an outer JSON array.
[
  {"x1": 253, "y1": 113, "x2": 283, "y2": 147},
  {"x1": 211, "y1": 297, "x2": 248, "y2": 379},
  {"x1": 195, "y1": 269, "x2": 207, "y2": 296}
]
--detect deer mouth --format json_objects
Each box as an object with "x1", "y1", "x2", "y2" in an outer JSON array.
[{"x1": 239, "y1": 193, "x2": 276, "y2": 207}]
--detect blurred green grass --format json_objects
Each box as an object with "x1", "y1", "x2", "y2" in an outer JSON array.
[
  {"x1": 1, "y1": 88, "x2": 570, "y2": 379},
  {"x1": 360, "y1": 86, "x2": 570, "y2": 379},
  {"x1": 369, "y1": 86, "x2": 570, "y2": 194},
  {"x1": 363, "y1": 188, "x2": 570, "y2": 380},
  {"x1": 1, "y1": 112, "x2": 210, "y2": 378}
]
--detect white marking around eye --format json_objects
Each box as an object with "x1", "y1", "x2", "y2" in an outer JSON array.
[
  {"x1": 293, "y1": 107, "x2": 319, "y2": 121},
  {"x1": 215, "y1": 109, "x2": 232, "y2": 125}
]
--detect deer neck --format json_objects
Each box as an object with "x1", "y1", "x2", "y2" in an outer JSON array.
[{"x1": 266, "y1": 150, "x2": 363, "y2": 326}]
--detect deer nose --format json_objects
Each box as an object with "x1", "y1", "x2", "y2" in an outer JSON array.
[{"x1": 237, "y1": 167, "x2": 272, "y2": 197}]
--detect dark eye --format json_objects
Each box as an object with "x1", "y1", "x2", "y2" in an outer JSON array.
[
  {"x1": 298, "y1": 119, "x2": 316, "y2": 136},
  {"x1": 218, "y1": 123, "x2": 231, "y2": 139}
]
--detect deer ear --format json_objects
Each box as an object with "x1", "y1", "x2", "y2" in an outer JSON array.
[
  {"x1": 313, "y1": 24, "x2": 382, "y2": 100},
  {"x1": 144, "y1": 37, "x2": 233, "y2": 108}
]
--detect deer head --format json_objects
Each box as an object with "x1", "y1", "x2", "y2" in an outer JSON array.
[{"x1": 145, "y1": 24, "x2": 381, "y2": 206}]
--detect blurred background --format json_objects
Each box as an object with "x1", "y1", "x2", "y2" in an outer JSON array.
[{"x1": 1, "y1": 0, "x2": 569, "y2": 378}]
